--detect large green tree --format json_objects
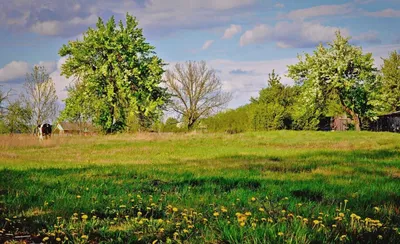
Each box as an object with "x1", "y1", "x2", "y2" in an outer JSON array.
[
  {"x1": 59, "y1": 14, "x2": 168, "y2": 133},
  {"x1": 4, "y1": 100, "x2": 32, "y2": 134},
  {"x1": 288, "y1": 32, "x2": 379, "y2": 131},
  {"x1": 380, "y1": 51, "x2": 400, "y2": 112}
]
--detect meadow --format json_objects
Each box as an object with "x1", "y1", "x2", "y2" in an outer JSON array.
[{"x1": 0, "y1": 131, "x2": 400, "y2": 243}]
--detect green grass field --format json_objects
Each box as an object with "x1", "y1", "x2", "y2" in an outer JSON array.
[{"x1": 1, "y1": 131, "x2": 400, "y2": 243}]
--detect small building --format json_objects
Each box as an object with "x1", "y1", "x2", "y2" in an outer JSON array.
[
  {"x1": 318, "y1": 115, "x2": 351, "y2": 131},
  {"x1": 370, "y1": 111, "x2": 400, "y2": 132},
  {"x1": 54, "y1": 122, "x2": 96, "y2": 135}
]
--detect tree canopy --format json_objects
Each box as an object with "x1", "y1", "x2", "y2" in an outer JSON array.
[
  {"x1": 165, "y1": 61, "x2": 232, "y2": 129},
  {"x1": 380, "y1": 50, "x2": 400, "y2": 113},
  {"x1": 59, "y1": 14, "x2": 168, "y2": 133},
  {"x1": 288, "y1": 32, "x2": 379, "y2": 131}
]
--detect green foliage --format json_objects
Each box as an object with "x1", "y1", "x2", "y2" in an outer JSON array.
[
  {"x1": 203, "y1": 105, "x2": 251, "y2": 133},
  {"x1": 288, "y1": 32, "x2": 380, "y2": 131},
  {"x1": 380, "y1": 50, "x2": 400, "y2": 112},
  {"x1": 59, "y1": 14, "x2": 169, "y2": 133},
  {"x1": 250, "y1": 70, "x2": 299, "y2": 130},
  {"x1": 3, "y1": 100, "x2": 32, "y2": 134}
]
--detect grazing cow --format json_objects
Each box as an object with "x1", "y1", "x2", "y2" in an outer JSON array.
[{"x1": 37, "y1": 123, "x2": 52, "y2": 140}]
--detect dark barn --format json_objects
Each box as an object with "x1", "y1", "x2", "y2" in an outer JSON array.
[{"x1": 370, "y1": 111, "x2": 400, "y2": 133}]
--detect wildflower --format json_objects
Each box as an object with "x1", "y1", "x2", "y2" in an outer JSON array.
[
  {"x1": 344, "y1": 199, "x2": 348, "y2": 204},
  {"x1": 245, "y1": 212, "x2": 252, "y2": 216},
  {"x1": 240, "y1": 222, "x2": 245, "y2": 227},
  {"x1": 259, "y1": 207, "x2": 265, "y2": 212},
  {"x1": 56, "y1": 238, "x2": 61, "y2": 242},
  {"x1": 173, "y1": 207, "x2": 178, "y2": 212},
  {"x1": 332, "y1": 224, "x2": 337, "y2": 228},
  {"x1": 213, "y1": 212, "x2": 220, "y2": 217},
  {"x1": 297, "y1": 203, "x2": 302, "y2": 207},
  {"x1": 281, "y1": 210, "x2": 286, "y2": 214},
  {"x1": 152, "y1": 240, "x2": 158, "y2": 244},
  {"x1": 303, "y1": 218, "x2": 308, "y2": 223},
  {"x1": 159, "y1": 228, "x2": 165, "y2": 232},
  {"x1": 374, "y1": 207, "x2": 380, "y2": 212},
  {"x1": 81, "y1": 235, "x2": 88, "y2": 239},
  {"x1": 221, "y1": 207, "x2": 228, "y2": 212},
  {"x1": 261, "y1": 218, "x2": 267, "y2": 222},
  {"x1": 251, "y1": 197, "x2": 256, "y2": 202},
  {"x1": 137, "y1": 212, "x2": 142, "y2": 216},
  {"x1": 81, "y1": 215, "x2": 88, "y2": 220},
  {"x1": 278, "y1": 232, "x2": 284, "y2": 236},
  {"x1": 43, "y1": 237, "x2": 49, "y2": 242},
  {"x1": 340, "y1": 235, "x2": 347, "y2": 241},
  {"x1": 313, "y1": 220, "x2": 320, "y2": 225},
  {"x1": 252, "y1": 223, "x2": 257, "y2": 228},
  {"x1": 158, "y1": 219, "x2": 163, "y2": 224},
  {"x1": 339, "y1": 213, "x2": 345, "y2": 217},
  {"x1": 76, "y1": 195, "x2": 81, "y2": 199},
  {"x1": 183, "y1": 229, "x2": 189, "y2": 233},
  {"x1": 378, "y1": 235, "x2": 383, "y2": 240},
  {"x1": 57, "y1": 217, "x2": 62, "y2": 221}
]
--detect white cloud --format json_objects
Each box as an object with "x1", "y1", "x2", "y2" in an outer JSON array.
[
  {"x1": 202, "y1": 40, "x2": 214, "y2": 50},
  {"x1": 365, "y1": 8, "x2": 400, "y2": 18},
  {"x1": 240, "y1": 24, "x2": 270, "y2": 46},
  {"x1": 222, "y1": 24, "x2": 242, "y2": 39},
  {"x1": 50, "y1": 57, "x2": 74, "y2": 101},
  {"x1": 285, "y1": 4, "x2": 353, "y2": 20},
  {"x1": 274, "y1": 3, "x2": 285, "y2": 8},
  {"x1": 30, "y1": 14, "x2": 98, "y2": 36},
  {"x1": 0, "y1": 61, "x2": 30, "y2": 82},
  {"x1": 240, "y1": 21, "x2": 350, "y2": 48}
]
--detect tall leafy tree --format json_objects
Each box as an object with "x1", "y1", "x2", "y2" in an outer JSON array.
[
  {"x1": 59, "y1": 14, "x2": 168, "y2": 133},
  {"x1": 288, "y1": 32, "x2": 379, "y2": 131},
  {"x1": 4, "y1": 100, "x2": 32, "y2": 134},
  {"x1": 22, "y1": 66, "x2": 58, "y2": 129},
  {"x1": 380, "y1": 51, "x2": 400, "y2": 112}
]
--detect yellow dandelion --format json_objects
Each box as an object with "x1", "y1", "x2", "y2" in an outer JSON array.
[
  {"x1": 56, "y1": 237, "x2": 61, "y2": 242},
  {"x1": 340, "y1": 235, "x2": 347, "y2": 241},
  {"x1": 261, "y1": 218, "x2": 267, "y2": 222},
  {"x1": 251, "y1": 223, "x2": 257, "y2": 227},
  {"x1": 76, "y1": 195, "x2": 81, "y2": 199},
  {"x1": 278, "y1": 232, "x2": 284, "y2": 236},
  {"x1": 378, "y1": 235, "x2": 383, "y2": 240},
  {"x1": 332, "y1": 224, "x2": 337, "y2": 228},
  {"x1": 81, "y1": 235, "x2": 88, "y2": 239},
  {"x1": 81, "y1": 215, "x2": 88, "y2": 220},
  {"x1": 152, "y1": 240, "x2": 158, "y2": 244},
  {"x1": 43, "y1": 237, "x2": 49, "y2": 242},
  {"x1": 213, "y1": 212, "x2": 220, "y2": 217},
  {"x1": 374, "y1": 207, "x2": 380, "y2": 212},
  {"x1": 137, "y1": 211, "x2": 142, "y2": 216},
  {"x1": 183, "y1": 229, "x2": 189, "y2": 233},
  {"x1": 240, "y1": 222, "x2": 245, "y2": 227},
  {"x1": 259, "y1": 208, "x2": 265, "y2": 212},
  {"x1": 251, "y1": 197, "x2": 256, "y2": 202},
  {"x1": 173, "y1": 207, "x2": 178, "y2": 212},
  {"x1": 245, "y1": 212, "x2": 252, "y2": 216},
  {"x1": 281, "y1": 210, "x2": 286, "y2": 214},
  {"x1": 313, "y1": 220, "x2": 320, "y2": 225}
]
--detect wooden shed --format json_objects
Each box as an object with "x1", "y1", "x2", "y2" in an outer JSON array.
[{"x1": 370, "y1": 111, "x2": 400, "y2": 132}]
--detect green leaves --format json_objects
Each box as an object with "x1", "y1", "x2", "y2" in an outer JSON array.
[
  {"x1": 59, "y1": 14, "x2": 168, "y2": 133},
  {"x1": 287, "y1": 31, "x2": 379, "y2": 131}
]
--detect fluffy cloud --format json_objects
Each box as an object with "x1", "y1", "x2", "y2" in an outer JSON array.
[
  {"x1": 284, "y1": 4, "x2": 353, "y2": 20},
  {"x1": 365, "y1": 9, "x2": 400, "y2": 18},
  {"x1": 222, "y1": 24, "x2": 242, "y2": 39},
  {"x1": 353, "y1": 31, "x2": 381, "y2": 44},
  {"x1": 202, "y1": 40, "x2": 214, "y2": 50},
  {"x1": 240, "y1": 21, "x2": 350, "y2": 48},
  {"x1": 0, "y1": 0, "x2": 257, "y2": 37},
  {"x1": 49, "y1": 57, "x2": 74, "y2": 101},
  {"x1": 0, "y1": 61, "x2": 30, "y2": 82}
]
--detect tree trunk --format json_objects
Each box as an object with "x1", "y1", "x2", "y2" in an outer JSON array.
[{"x1": 342, "y1": 105, "x2": 361, "y2": 131}]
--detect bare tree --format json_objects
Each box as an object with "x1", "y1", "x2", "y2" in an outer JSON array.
[
  {"x1": 165, "y1": 61, "x2": 232, "y2": 129},
  {"x1": 22, "y1": 66, "x2": 58, "y2": 129},
  {"x1": 0, "y1": 86, "x2": 12, "y2": 119}
]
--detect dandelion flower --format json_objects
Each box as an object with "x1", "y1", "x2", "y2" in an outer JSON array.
[
  {"x1": 240, "y1": 222, "x2": 245, "y2": 227},
  {"x1": 76, "y1": 195, "x2": 81, "y2": 199},
  {"x1": 172, "y1": 207, "x2": 178, "y2": 212},
  {"x1": 213, "y1": 212, "x2": 220, "y2": 217},
  {"x1": 278, "y1": 232, "x2": 284, "y2": 236},
  {"x1": 81, "y1": 235, "x2": 88, "y2": 239},
  {"x1": 251, "y1": 197, "x2": 256, "y2": 202},
  {"x1": 259, "y1": 208, "x2": 265, "y2": 212},
  {"x1": 81, "y1": 215, "x2": 88, "y2": 220},
  {"x1": 245, "y1": 212, "x2": 252, "y2": 216},
  {"x1": 340, "y1": 235, "x2": 347, "y2": 241},
  {"x1": 43, "y1": 237, "x2": 49, "y2": 242},
  {"x1": 56, "y1": 238, "x2": 61, "y2": 242}
]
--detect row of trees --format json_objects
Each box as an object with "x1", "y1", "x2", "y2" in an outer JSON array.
[
  {"x1": 203, "y1": 41, "x2": 400, "y2": 132},
  {"x1": 1, "y1": 13, "x2": 399, "y2": 134}
]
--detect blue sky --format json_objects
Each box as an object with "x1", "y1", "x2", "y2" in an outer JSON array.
[{"x1": 0, "y1": 0, "x2": 399, "y2": 109}]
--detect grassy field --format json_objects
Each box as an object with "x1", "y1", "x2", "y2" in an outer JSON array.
[{"x1": 1, "y1": 131, "x2": 400, "y2": 243}]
